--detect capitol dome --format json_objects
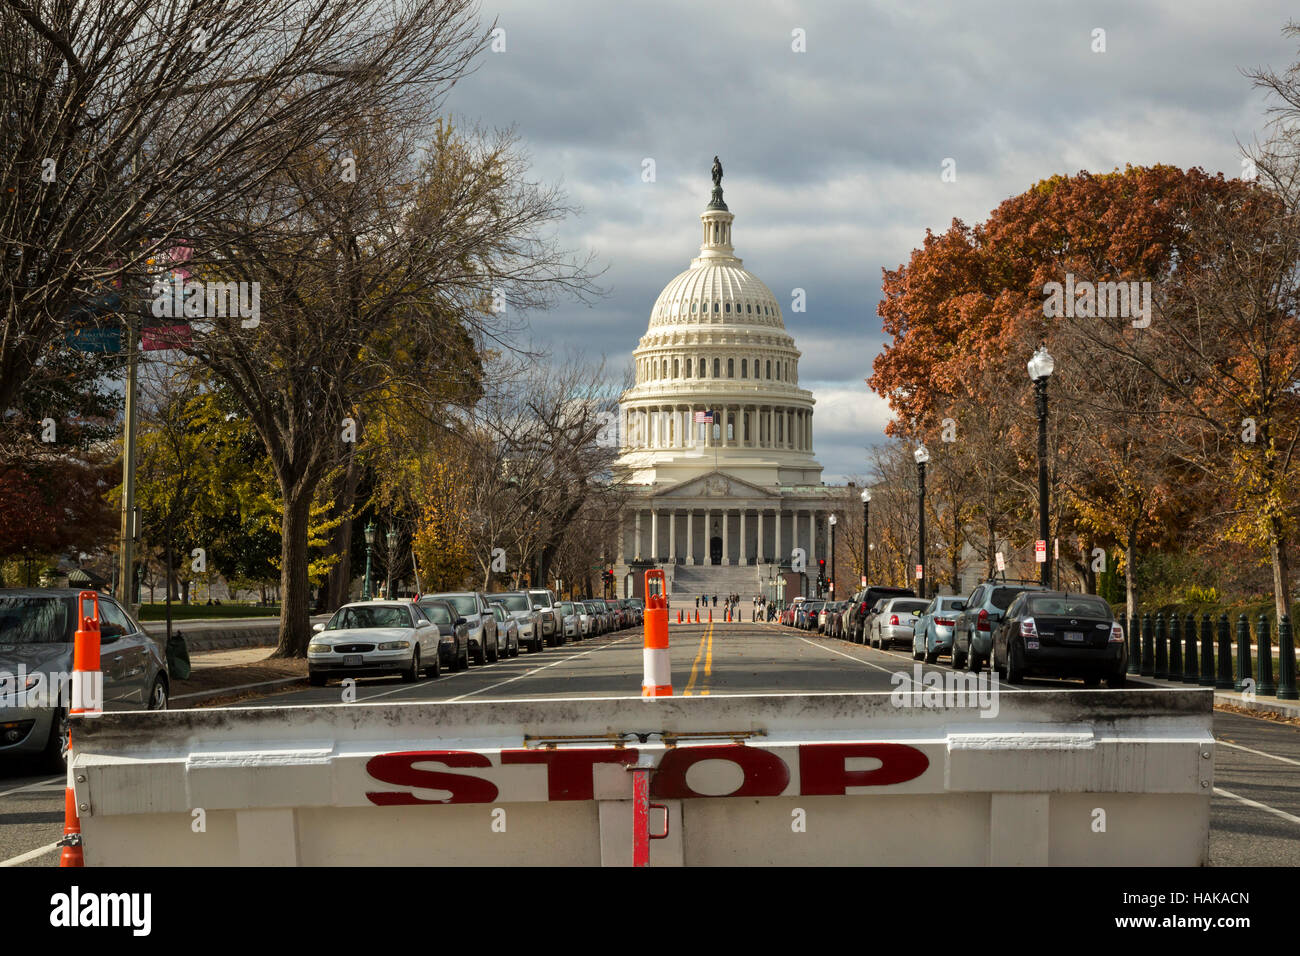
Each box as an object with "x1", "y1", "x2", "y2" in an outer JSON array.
[{"x1": 616, "y1": 161, "x2": 823, "y2": 488}]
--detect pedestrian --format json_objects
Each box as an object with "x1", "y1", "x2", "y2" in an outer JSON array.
[
  {"x1": 695, "y1": 596, "x2": 700, "y2": 609},
  {"x1": 712, "y1": 594, "x2": 717, "y2": 607}
]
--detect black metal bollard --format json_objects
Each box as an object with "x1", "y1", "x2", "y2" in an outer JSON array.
[
  {"x1": 1168, "y1": 613, "x2": 1182, "y2": 681},
  {"x1": 1280, "y1": 615, "x2": 1298, "y2": 701},
  {"x1": 1154, "y1": 612, "x2": 1168, "y2": 679},
  {"x1": 1141, "y1": 612, "x2": 1155, "y2": 676},
  {"x1": 1216, "y1": 613, "x2": 1233, "y2": 689},
  {"x1": 1235, "y1": 614, "x2": 1252, "y2": 693},
  {"x1": 1184, "y1": 612, "x2": 1198, "y2": 682},
  {"x1": 1257, "y1": 614, "x2": 1276, "y2": 697},
  {"x1": 1127, "y1": 611, "x2": 1140, "y2": 675},
  {"x1": 1199, "y1": 613, "x2": 1215, "y2": 687}
]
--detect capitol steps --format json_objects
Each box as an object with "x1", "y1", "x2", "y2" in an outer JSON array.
[{"x1": 668, "y1": 563, "x2": 764, "y2": 609}]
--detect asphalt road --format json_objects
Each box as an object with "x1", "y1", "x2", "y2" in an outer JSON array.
[{"x1": 2, "y1": 621, "x2": 1296, "y2": 866}]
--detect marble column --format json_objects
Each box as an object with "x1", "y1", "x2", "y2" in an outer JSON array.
[
  {"x1": 635, "y1": 510, "x2": 642, "y2": 560},
  {"x1": 704, "y1": 508, "x2": 712, "y2": 564},
  {"x1": 757, "y1": 508, "x2": 765, "y2": 563},
  {"x1": 722, "y1": 510, "x2": 730, "y2": 565},
  {"x1": 687, "y1": 508, "x2": 695, "y2": 565},
  {"x1": 774, "y1": 504, "x2": 782, "y2": 565},
  {"x1": 740, "y1": 510, "x2": 747, "y2": 565},
  {"x1": 669, "y1": 510, "x2": 677, "y2": 562},
  {"x1": 651, "y1": 509, "x2": 659, "y2": 562}
]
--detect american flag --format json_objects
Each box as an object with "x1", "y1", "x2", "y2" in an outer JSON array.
[{"x1": 694, "y1": 410, "x2": 715, "y2": 424}]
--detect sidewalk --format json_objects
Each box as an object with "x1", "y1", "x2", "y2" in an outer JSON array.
[
  {"x1": 1127, "y1": 673, "x2": 1300, "y2": 722},
  {"x1": 170, "y1": 645, "x2": 307, "y2": 707}
]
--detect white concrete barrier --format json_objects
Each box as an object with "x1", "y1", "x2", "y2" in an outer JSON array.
[{"x1": 70, "y1": 686, "x2": 1213, "y2": 866}]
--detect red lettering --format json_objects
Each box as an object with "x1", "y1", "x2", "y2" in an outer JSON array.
[
  {"x1": 365, "y1": 750, "x2": 499, "y2": 805},
  {"x1": 651, "y1": 745, "x2": 790, "y2": 799},
  {"x1": 500, "y1": 748, "x2": 640, "y2": 801},
  {"x1": 797, "y1": 743, "x2": 929, "y2": 794}
]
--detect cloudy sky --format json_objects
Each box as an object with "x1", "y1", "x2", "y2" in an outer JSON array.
[{"x1": 444, "y1": 0, "x2": 1298, "y2": 481}]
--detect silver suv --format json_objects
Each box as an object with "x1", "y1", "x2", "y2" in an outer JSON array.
[
  {"x1": 488, "y1": 592, "x2": 544, "y2": 653},
  {"x1": 952, "y1": 581, "x2": 1051, "y2": 670},
  {"x1": 420, "y1": 592, "x2": 499, "y2": 665},
  {"x1": 528, "y1": 588, "x2": 564, "y2": 647}
]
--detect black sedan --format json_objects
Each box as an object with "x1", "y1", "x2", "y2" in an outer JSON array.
[{"x1": 992, "y1": 591, "x2": 1127, "y2": 687}]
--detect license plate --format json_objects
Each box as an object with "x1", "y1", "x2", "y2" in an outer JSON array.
[
  {"x1": 344, "y1": 654, "x2": 363, "y2": 666},
  {"x1": 1063, "y1": 632, "x2": 1084, "y2": 643}
]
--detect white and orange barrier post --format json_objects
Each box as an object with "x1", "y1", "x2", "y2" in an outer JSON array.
[
  {"x1": 60, "y1": 590, "x2": 102, "y2": 867},
  {"x1": 641, "y1": 570, "x2": 671, "y2": 697}
]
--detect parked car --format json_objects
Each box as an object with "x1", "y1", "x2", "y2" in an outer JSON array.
[
  {"x1": 992, "y1": 591, "x2": 1128, "y2": 686},
  {"x1": 557, "y1": 600, "x2": 584, "y2": 641},
  {"x1": 0, "y1": 588, "x2": 169, "y2": 771},
  {"x1": 414, "y1": 599, "x2": 470, "y2": 670},
  {"x1": 528, "y1": 589, "x2": 564, "y2": 646},
  {"x1": 488, "y1": 604, "x2": 521, "y2": 658},
  {"x1": 421, "y1": 591, "x2": 498, "y2": 665},
  {"x1": 870, "y1": 597, "x2": 931, "y2": 649},
  {"x1": 604, "y1": 599, "x2": 625, "y2": 629},
  {"x1": 911, "y1": 595, "x2": 966, "y2": 663},
  {"x1": 847, "y1": 586, "x2": 917, "y2": 643},
  {"x1": 309, "y1": 600, "x2": 441, "y2": 686},
  {"x1": 952, "y1": 581, "x2": 1051, "y2": 670},
  {"x1": 487, "y1": 592, "x2": 544, "y2": 653}
]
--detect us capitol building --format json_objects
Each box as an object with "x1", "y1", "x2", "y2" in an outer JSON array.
[{"x1": 613, "y1": 159, "x2": 838, "y2": 602}]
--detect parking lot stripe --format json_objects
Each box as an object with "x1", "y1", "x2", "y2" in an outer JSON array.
[
  {"x1": 0, "y1": 841, "x2": 59, "y2": 867},
  {"x1": 446, "y1": 634, "x2": 637, "y2": 702},
  {"x1": 1217, "y1": 740, "x2": 1300, "y2": 767},
  {"x1": 0, "y1": 775, "x2": 63, "y2": 800},
  {"x1": 1214, "y1": 787, "x2": 1300, "y2": 826}
]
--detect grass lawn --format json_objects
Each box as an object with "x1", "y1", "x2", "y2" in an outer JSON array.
[{"x1": 136, "y1": 603, "x2": 281, "y2": 622}]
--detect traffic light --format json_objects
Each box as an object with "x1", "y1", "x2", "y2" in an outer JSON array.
[{"x1": 817, "y1": 559, "x2": 827, "y2": 596}]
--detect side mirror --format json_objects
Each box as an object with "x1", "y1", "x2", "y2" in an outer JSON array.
[
  {"x1": 100, "y1": 627, "x2": 122, "y2": 644},
  {"x1": 456, "y1": 617, "x2": 467, "y2": 627},
  {"x1": 313, "y1": 622, "x2": 326, "y2": 633}
]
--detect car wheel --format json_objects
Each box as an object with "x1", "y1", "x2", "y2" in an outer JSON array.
[
  {"x1": 402, "y1": 648, "x2": 420, "y2": 682},
  {"x1": 1105, "y1": 669, "x2": 1126, "y2": 688},
  {"x1": 147, "y1": 675, "x2": 169, "y2": 710},
  {"x1": 309, "y1": 671, "x2": 327, "y2": 687},
  {"x1": 474, "y1": 637, "x2": 486, "y2": 665},
  {"x1": 953, "y1": 646, "x2": 967, "y2": 669},
  {"x1": 42, "y1": 709, "x2": 70, "y2": 773},
  {"x1": 488, "y1": 633, "x2": 499, "y2": 663},
  {"x1": 426, "y1": 648, "x2": 441, "y2": 679},
  {"x1": 1083, "y1": 674, "x2": 1101, "y2": 688},
  {"x1": 1006, "y1": 642, "x2": 1024, "y2": 684},
  {"x1": 925, "y1": 650, "x2": 939, "y2": 665},
  {"x1": 912, "y1": 646, "x2": 923, "y2": 661},
  {"x1": 454, "y1": 640, "x2": 469, "y2": 672}
]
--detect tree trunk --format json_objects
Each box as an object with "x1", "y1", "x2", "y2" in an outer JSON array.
[
  {"x1": 1124, "y1": 520, "x2": 1139, "y2": 623},
  {"x1": 1268, "y1": 513, "x2": 1293, "y2": 624},
  {"x1": 323, "y1": 442, "x2": 361, "y2": 612},
  {"x1": 273, "y1": 489, "x2": 315, "y2": 657}
]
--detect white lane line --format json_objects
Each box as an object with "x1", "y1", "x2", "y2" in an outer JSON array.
[
  {"x1": 0, "y1": 776, "x2": 63, "y2": 800},
  {"x1": 797, "y1": 636, "x2": 919, "y2": 682},
  {"x1": 0, "y1": 842, "x2": 60, "y2": 867},
  {"x1": 1217, "y1": 740, "x2": 1300, "y2": 768},
  {"x1": 448, "y1": 635, "x2": 638, "y2": 702},
  {"x1": 1214, "y1": 787, "x2": 1300, "y2": 826}
]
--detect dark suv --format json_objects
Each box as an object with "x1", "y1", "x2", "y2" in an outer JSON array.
[
  {"x1": 847, "y1": 586, "x2": 916, "y2": 644},
  {"x1": 952, "y1": 580, "x2": 1051, "y2": 670}
]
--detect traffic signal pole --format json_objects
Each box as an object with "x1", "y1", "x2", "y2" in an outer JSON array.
[{"x1": 117, "y1": 301, "x2": 139, "y2": 607}]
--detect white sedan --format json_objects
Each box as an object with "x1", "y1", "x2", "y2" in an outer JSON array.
[{"x1": 308, "y1": 601, "x2": 441, "y2": 686}]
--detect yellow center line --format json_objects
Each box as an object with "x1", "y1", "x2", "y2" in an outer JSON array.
[
  {"x1": 702, "y1": 621, "x2": 714, "y2": 695},
  {"x1": 683, "y1": 622, "x2": 712, "y2": 696}
]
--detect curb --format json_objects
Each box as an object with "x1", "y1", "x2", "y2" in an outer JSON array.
[
  {"x1": 172, "y1": 676, "x2": 308, "y2": 707},
  {"x1": 1126, "y1": 674, "x2": 1300, "y2": 720}
]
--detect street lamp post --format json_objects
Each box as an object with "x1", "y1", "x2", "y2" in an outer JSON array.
[
  {"x1": 914, "y1": 445, "x2": 929, "y2": 599},
  {"x1": 860, "y1": 488, "x2": 871, "y2": 587},
  {"x1": 385, "y1": 527, "x2": 398, "y2": 599},
  {"x1": 363, "y1": 520, "x2": 376, "y2": 600},
  {"x1": 828, "y1": 514, "x2": 837, "y2": 599},
  {"x1": 1028, "y1": 345, "x2": 1055, "y2": 588}
]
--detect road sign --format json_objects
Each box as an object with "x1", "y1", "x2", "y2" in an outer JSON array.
[
  {"x1": 915, "y1": 564, "x2": 923, "y2": 579},
  {"x1": 995, "y1": 552, "x2": 1005, "y2": 572},
  {"x1": 1035, "y1": 540, "x2": 1047, "y2": 563},
  {"x1": 65, "y1": 327, "x2": 122, "y2": 353},
  {"x1": 1053, "y1": 538, "x2": 1059, "y2": 559},
  {"x1": 860, "y1": 576, "x2": 867, "y2": 587}
]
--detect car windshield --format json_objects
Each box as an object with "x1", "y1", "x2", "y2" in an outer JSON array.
[
  {"x1": 422, "y1": 604, "x2": 452, "y2": 625},
  {"x1": 528, "y1": 592, "x2": 550, "y2": 608},
  {"x1": 0, "y1": 596, "x2": 74, "y2": 644},
  {"x1": 491, "y1": 606, "x2": 506, "y2": 621},
  {"x1": 559, "y1": 602, "x2": 574, "y2": 614},
  {"x1": 435, "y1": 595, "x2": 478, "y2": 615},
  {"x1": 328, "y1": 605, "x2": 411, "y2": 629},
  {"x1": 492, "y1": 594, "x2": 530, "y2": 612},
  {"x1": 1028, "y1": 595, "x2": 1112, "y2": 618}
]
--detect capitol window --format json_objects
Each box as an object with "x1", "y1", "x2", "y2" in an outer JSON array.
[
  {"x1": 713, "y1": 302, "x2": 719, "y2": 313},
  {"x1": 727, "y1": 358, "x2": 734, "y2": 378},
  {"x1": 766, "y1": 359, "x2": 771, "y2": 378},
  {"x1": 725, "y1": 302, "x2": 730, "y2": 313},
  {"x1": 741, "y1": 358, "x2": 747, "y2": 377},
  {"x1": 673, "y1": 358, "x2": 679, "y2": 377},
  {"x1": 684, "y1": 359, "x2": 691, "y2": 378},
  {"x1": 746, "y1": 303, "x2": 752, "y2": 313},
  {"x1": 713, "y1": 358, "x2": 720, "y2": 377},
  {"x1": 692, "y1": 302, "x2": 697, "y2": 313}
]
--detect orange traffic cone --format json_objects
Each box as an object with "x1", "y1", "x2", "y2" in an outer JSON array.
[
  {"x1": 642, "y1": 571, "x2": 671, "y2": 696},
  {"x1": 60, "y1": 591, "x2": 102, "y2": 867}
]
